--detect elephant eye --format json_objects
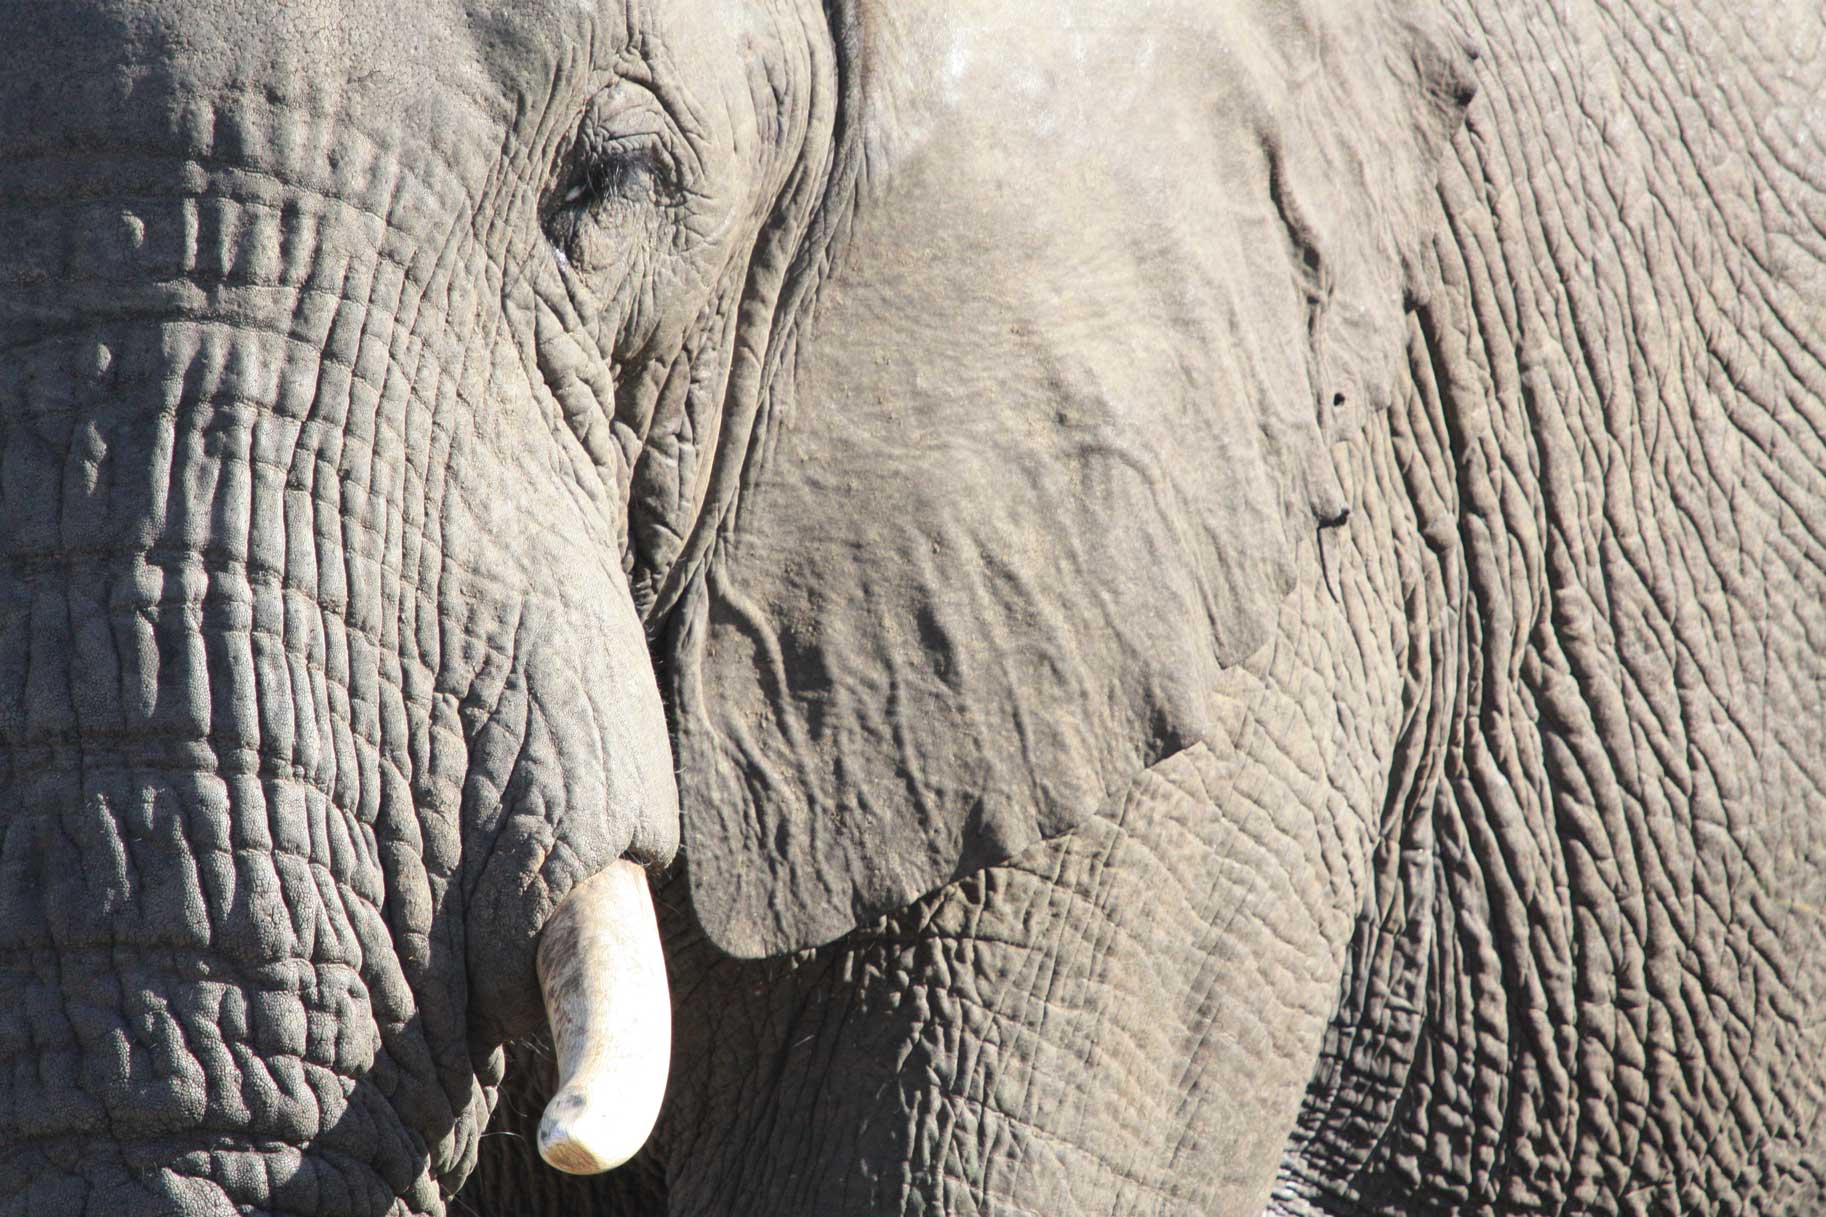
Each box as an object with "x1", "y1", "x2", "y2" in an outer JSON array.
[
  {"x1": 542, "y1": 84, "x2": 686, "y2": 274},
  {"x1": 559, "y1": 135, "x2": 673, "y2": 211}
]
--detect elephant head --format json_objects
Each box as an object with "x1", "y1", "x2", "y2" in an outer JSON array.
[{"x1": 0, "y1": 0, "x2": 1476, "y2": 1212}]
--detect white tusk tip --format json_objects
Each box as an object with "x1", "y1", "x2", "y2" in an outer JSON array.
[{"x1": 537, "y1": 1086, "x2": 652, "y2": 1174}]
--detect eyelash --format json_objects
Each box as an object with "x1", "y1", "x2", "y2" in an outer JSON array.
[{"x1": 560, "y1": 137, "x2": 669, "y2": 211}]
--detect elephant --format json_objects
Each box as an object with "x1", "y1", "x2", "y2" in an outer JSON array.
[{"x1": 0, "y1": 0, "x2": 1821, "y2": 1213}]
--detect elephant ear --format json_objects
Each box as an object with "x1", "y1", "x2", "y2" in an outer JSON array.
[{"x1": 666, "y1": 0, "x2": 1474, "y2": 957}]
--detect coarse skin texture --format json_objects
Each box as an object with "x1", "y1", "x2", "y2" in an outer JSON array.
[
  {"x1": 1284, "y1": 2, "x2": 1826, "y2": 1211},
  {"x1": 0, "y1": 1, "x2": 1820, "y2": 1217},
  {"x1": 1268, "y1": 5, "x2": 1826, "y2": 1213}
]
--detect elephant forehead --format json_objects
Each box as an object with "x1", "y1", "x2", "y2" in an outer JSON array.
[
  {"x1": 0, "y1": 1, "x2": 666, "y2": 166},
  {"x1": 0, "y1": 2, "x2": 478, "y2": 121},
  {"x1": 0, "y1": 0, "x2": 779, "y2": 124}
]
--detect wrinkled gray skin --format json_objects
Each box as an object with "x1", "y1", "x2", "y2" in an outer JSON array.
[{"x1": 0, "y1": 0, "x2": 1821, "y2": 1214}]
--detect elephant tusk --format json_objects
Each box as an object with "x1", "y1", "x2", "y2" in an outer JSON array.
[{"x1": 535, "y1": 859, "x2": 672, "y2": 1174}]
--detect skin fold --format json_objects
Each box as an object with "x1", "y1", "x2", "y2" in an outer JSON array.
[{"x1": 0, "y1": 2, "x2": 1819, "y2": 1217}]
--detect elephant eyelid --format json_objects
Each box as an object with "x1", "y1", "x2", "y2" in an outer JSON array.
[
  {"x1": 573, "y1": 135, "x2": 679, "y2": 206},
  {"x1": 547, "y1": 77, "x2": 692, "y2": 213}
]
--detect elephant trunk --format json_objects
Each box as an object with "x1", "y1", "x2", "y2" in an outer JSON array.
[
  {"x1": 0, "y1": 30, "x2": 686, "y2": 1204},
  {"x1": 0, "y1": 195, "x2": 670, "y2": 1211},
  {"x1": 534, "y1": 859, "x2": 672, "y2": 1174}
]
